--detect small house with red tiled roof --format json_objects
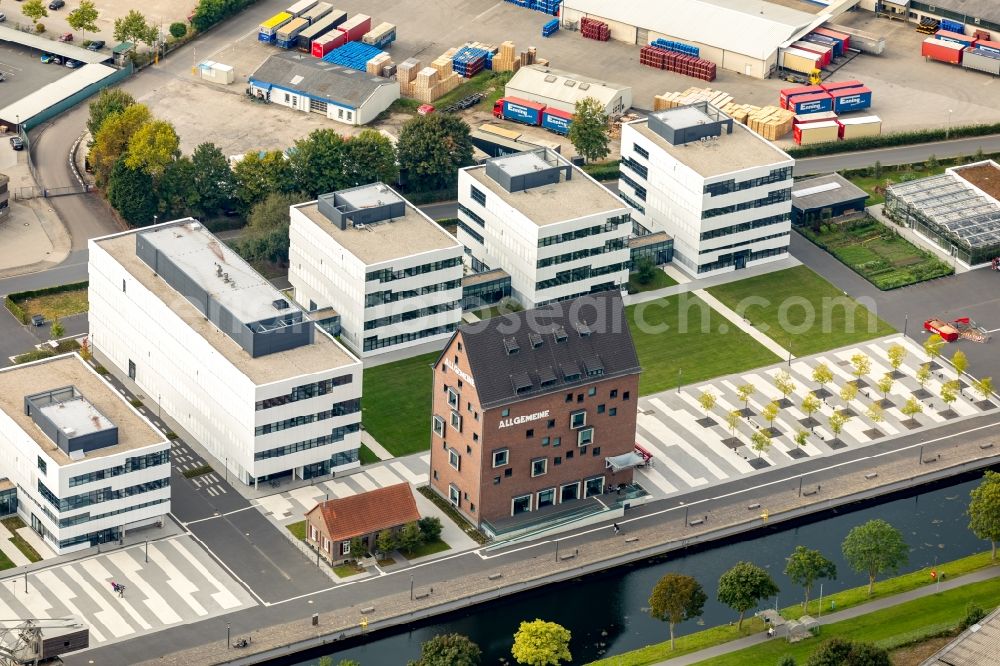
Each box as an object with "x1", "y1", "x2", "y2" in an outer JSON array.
[{"x1": 304, "y1": 482, "x2": 421, "y2": 562}]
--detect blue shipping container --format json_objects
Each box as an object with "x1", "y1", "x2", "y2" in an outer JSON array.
[
  {"x1": 502, "y1": 99, "x2": 544, "y2": 125},
  {"x1": 832, "y1": 90, "x2": 872, "y2": 113},
  {"x1": 791, "y1": 95, "x2": 834, "y2": 114},
  {"x1": 807, "y1": 33, "x2": 844, "y2": 58},
  {"x1": 541, "y1": 110, "x2": 571, "y2": 134}
]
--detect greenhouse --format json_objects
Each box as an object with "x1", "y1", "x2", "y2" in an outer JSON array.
[{"x1": 884, "y1": 172, "x2": 1000, "y2": 266}]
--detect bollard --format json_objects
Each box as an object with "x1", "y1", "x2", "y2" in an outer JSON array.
[{"x1": 312, "y1": 613, "x2": 319, "y2": 626}]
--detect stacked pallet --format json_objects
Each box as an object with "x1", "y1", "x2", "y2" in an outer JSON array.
[
  {"x1": 653, "y1": 87, "x2": 733, "y2": 111},
  {"x1": 366, "y1": 52, "x2": 394, "y2": 77},
  {"x1": 398, "y1": 51, "x2": 462, "y2": 103},
  {"x1": 744, "y1": 106, "x2": 794, "y2": 141},
  {"x1": 640, "y1": 45, "x2": 717, "y2": 81},
  {"x1": 581, "y1": 17, "x2": 610, "y2": 41},
  {"x1": 491, "y1": 40, "x2": 542, "y2": 72}
]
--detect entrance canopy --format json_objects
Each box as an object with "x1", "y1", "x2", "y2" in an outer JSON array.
[{"x1": 606, "y1": 451, "x2": 644, "y2": 472}]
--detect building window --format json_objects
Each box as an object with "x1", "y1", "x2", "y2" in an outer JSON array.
[
  {"x1": 128, "y1": 360, "x2": 136, "y2": 380},
  {"x1": 597, "y1": 404, "x2": 605, "y2": 414},
  {"x1": 538, "y1": 488, "x2": 556, "y2": 508},
  {"x1": 473, "y1": 433, "x2": 479, "y2": 442},
  {"x1": 466, "y1": 445, "x2": 472, "y2": 454},
  {"x1": 588, "y1": 387, "x2": 597, "y2": 397},
  {"x1": 633, "y1": 143, "x2": 649, "y2": 159},
  {"x1": 570, "y1": 411, "x2": 586, "y2": 429},
  {"x1": 561, "y1": 482, "x2": 579, "y2": 502},
  {"x1": 565, "y1": 393, "x2": 573, "y2": 403},
  {"x1": 492, "y1": 449, "x2": 509, "y2": 467},
  {"x1": 432, "y1": 415, "x2": 445, "y2": 437},
  {"x1": 585, "y1": 476, "x2": 605, "y2": 497},
  {"x1": 610, "y1": 389, "x2": 618, "y2": 398},
  {"x1": 341, "y1": 541, "x2": 351, "y2": 555},
  {"x1": 554, "y1": 456, "x2": 562, "y2": 465},
  {"x1": 593, "y1": 446, "x2": 601, "y2": 456},
  {"x1": 448, "y1": 448, "x2": 461, "y2": 470},
  {"x1": 447, "y1": 388, "x2": 460, "y2": 409},
  {"x1": 37, "y1": 457, "x2": 46, "y2": 475},
  {"x1": 451, "y1": 411, "x2": 462, "y2": 432},
  {"x1": 449, "y1": 484, "x2": 461, "y2": 507},
  {"x1": 578, "y1": 427, "x2": 594, "y2": 446},
  {"x1": 541, "y1": 437, "x2": 550, "y2": 446},
  {"x1": 121, "y1": 279, "x2": 126, "y2": 292},
  {"x1": 526, "y1": 429, "x2": 534, "y2": 439},
  {"x1": 610, "y1": 407, "x2": 617, "y2": 417},
  {"x1": 470, "y1": 185, "x2": 487, "y2": 206},
  {"x1": 512, "y1": 495, "x2": 532, "y2": 515},
  {"x1": 531, "y1": 458, "x2": 547, "y2": 477},
  {"x1": 504, "y1": 468, "x2": 512, "y2": 477},
  {"x1": 552, "y1": 437, "x2": 561, "y2": 447},
  {"x1": 566, "y1": 450, "x2": 574, "y2": 459},
  {"x1": 502, "y1": 408, "x2": 510, "y2": 417},
  {"x1": 623, "y1": 391, "x2": 631, "y2": 401},
  {"x1": 547, "y1": 419, "x2": 555, "y2": 428},
  {"x1": 494, "y1": 476, "x2": 501, "y2": 485}
]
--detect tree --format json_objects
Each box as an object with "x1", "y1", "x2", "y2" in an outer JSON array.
[
  {"x1": 124, "y1": 120, "x2": 179, "y2": 177},
  {"x1": 375, "y1": 529, "x2": 397, "y2": 556},
  {"x1": 876, "y1": 373, "x2": 894, "y2": 403},
  {"x1": 923, "y1": 333, "x2": 945, "y2": 361},
  {"x1": 289, "y1": 128, "x2": 347, "y2": 197},
  {"x1": 717, "y1": 561, "x2": 779, "y2": 630},
  {"x1": 348, "y1": 536, "x2": 365, "y2": 559},
  {"x1": 941, "y1": 379, "x2": 960, "y2": 411},
  {"x1": 812, "y1": 363, "x2": 833, "y2": 392},
  {"x1": 737, "y1": 383, "x2": 756, "y2": 412},
  {"x1": 107, "y1": 158, "x2": 156, "y2": 226},
  {"x1": 900, "y1": 396, "x2": 923, "y2": 422},
  {"x1": 87, "y1": 88, "x2": 136, "y2": 139},
  {"x1": 775, "y1": 371, "x2": 796, "y2": 403},
  {"x1": 839, "y1": 381, "x2": 858, "y2": 407},
  {"x1": 67, "y1": 0, "x2": 99, "y2": 41},
  {"x1": 49, "y1": 317, "x2": 64, "y2": 339},
  {"x1": 567, "y1": 97, "x2": 609, "y2": 163},
  {"x1": 397, "y1": 114, "x2": 474, "y2": 192},
  {"x1": 762, "y1": 401, "x2": 780, "y2": 430},
  {"x1": 973, "y1": 376, "x2": 994, "y2": 401},
  {"x1": 916, "y1": 363, "x2": 931, "y2": 390},
  {"x1": 952, "y1": 349, "x2": 969, "y2": 376},
  {"x1": 828, "y1": 410, "x2": 850, "y2": 440},
  {"x1": 90, "y1": 103, "x2": 152, "y2": 185},
  {"x1": 648, "y1": 573, "x2": 707, "y2": 650},
  {"x1": 785, "y1": 546, "x2": 837, "y2": 609},
  {"x1": 850, "y1": 353, "x2": 871, "y2": 384},
  {"x1": 841, "y1": 519, "x2": 908, "y2": 597},
  {"x1": 865, "y1": 402, "x2": 884, "y2": 425},
  {"x1": 751, "y1": 429, "x2": 771, "y2": 459},
  {"x1": 725, "y1": 409, "x2": 741, "y2": 442},
  {"x1": 886, "y1": 343, "x2": 906, "y2": 374},
  {"x1": 169, "y1": 22, "x2": 188, "y2": 39},
  {"x1": 697, "y1": 390, "x2": 717, "y2": 416},
  {"x1": 114, "y1": 10, "x2": 152, "y2": 46},
  {"x1": 190, "y1": 142, "x2": 236, "y2": 216},
  {"x1": 794, "y1": 430, "x2": 809, "y2": 448},
  {"x1": 342, "y1": 129, "x2": 399, "y2": 187},
  {"x1": 408, "y1": 633, "x2": 482, "y2": 666},
  {"x1": 237, "y1": 191, "x2": 303, "y2": 265},
  {"x1": 155, "y1": 156, "x2": 198, "y2": 218},
  {"x1": 21, "y1": 0, "x2": 48, "y2": 23},
  {"x1": 398, "y1": 521, "x2": 424, "y2": 556},
  {"x1": 418, "y1": 516, "x2": 443, "y2": 542},
  {"x1": 801, "y1": 393, "x2": 821, "y2": 427},
  {"x1": 968, "y1": 471, "x2": 1000, "y2": 561},
  {"x1": 634, "y1": 255, "x2": 656, "y2": 285},
  {"x1": 779, "y1": 658, "x2": 797, "y2": 666},
  {"x1": 806, "y1": 638, "x2": 890, "y2": 666},
  {"x1": 232, "y1": 149, "x2": 295, "y2": 213},
  {"x1": 511, "y1": 619, "x2": 572, "y2": 666}
]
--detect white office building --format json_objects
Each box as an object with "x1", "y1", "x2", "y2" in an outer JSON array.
[
  {"x1": 457, "y1": 149, "x2": 631, "y2": 309},
  {"x1": 619, "y1": 103, "x2": 794, "y2": 276},
  {"x1": 89, "y1": 219, "x2": 363, "y2": 487},
  {"x1": 289, "y1": 183, "x2": 464, "y2": 358},
  {"x1": 0, "y1": 354, "x2": 170, "y2": 555}
]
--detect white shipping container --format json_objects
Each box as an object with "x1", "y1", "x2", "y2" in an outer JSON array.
[
  {"x1": 799, "y1": 120, "x2": 839, "y2": 145},
  {"x1": 840, "y1": 115, "x2": 881, "y2": 139},
  {"x1": 779, "y1": 47, "x2": 821, "y2": 74},
  {"x1": 962, "y1": 49, "x2": 1000, "y2": 75}
]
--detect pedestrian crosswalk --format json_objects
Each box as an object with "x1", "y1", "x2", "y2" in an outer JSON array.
[{"x1": 0, "y1": 536, "x2": 254, "y2": 647}]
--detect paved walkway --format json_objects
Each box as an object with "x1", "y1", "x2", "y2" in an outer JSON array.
[{"x1": 656, "y1": 565, "x2": 1000, "y2": 665}]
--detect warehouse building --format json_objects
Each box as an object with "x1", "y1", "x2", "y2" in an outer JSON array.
[
  {"x1": 457, "y1": 149, "x2": 631, "y2": 309},
  {"x1": 89, "y1": 219, "x2": 363, "y2": 487},
  {"x1": 862, "y1": 1, "x2": 1000, "y2": 33},
  {"x1": 561, "y1": 0, "x2": 861, "y2": 79},
  {"x1": 791, "y1": 173, "x2": 869, "y2": 227},
  {"x1": 504, "y1": 65, "x2": 632, "y2": 118},
  {"x1": 429, "y1": 291, "x2": 641, "y2": 537},
  {"x1": 248, "y1": 51, "x2": 399, "y2": 126},
  {"x1": 620, "y1": 103, "x2": 794, "y2": 276},
  {"x1": 0, "y1": 354, "x2": 170, "y2": 554},
  {"x1": 884, "y1": 161, "x2": 1000, "y2": 268},
  {"x1": 288, "y1": 184, "x2": 464, "y2": 357}
]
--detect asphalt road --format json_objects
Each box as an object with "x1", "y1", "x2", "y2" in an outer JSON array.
[{"x1": 794, "y1": 134, "x2": 1000, "y2": 175}]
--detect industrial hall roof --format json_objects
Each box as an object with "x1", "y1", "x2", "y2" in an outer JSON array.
[
  {"x1": 791, "y1": 173, "x2": 869, "y2": 210},
  {"x1": 305, "y1": 483, "x2": 420, "y2": 542},
  {"x1": 919, "y1": 0, "x2": 1000, "y2": 26},
  {"x1": 443, "y1": 291, "x2": 641, "y2": 409},
  {"x1": 506, "y1": 65, "x2": 629, "y2": 108},
  {"x1": 249, "y1": 51, "x2": 395, "y2": 109}
]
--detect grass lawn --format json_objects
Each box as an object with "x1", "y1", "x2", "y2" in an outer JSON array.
[
  {"x1": 403, "y1": 537, "x2": 450, "y2": 560},
  {"x1": 691, "y1": 577, "x2": 1000, "y2": 666},
  {"x1": 358, "y1": 444, "x2": 381, "y2": 465},
  {"x1": 627, "y1": 270, "x2": 678, "y2": 295},
  {"x1": 362, "y1": 352, "x2": 437, "y2": 457},
  {"x1": 0, "y1": 550, "x2": 14, "y2": 571},
  {"x1": 589, "y1": 618, "x2": 768, "y2": 666},
  {"x1": 1, "y1": 517, "x2": 41, "y2": 563},
  {"x1": 285, "y1": 520, "x2": 307, "y2": 540},
  {"x1": 626, "y1": 295, "x2": 781, "y2": 395},
  {"x1": 799, "y1": 220, "x2": 953, "y2": 290},
  {"x1": 846, "y1": 163, "x2": 948, "y2": 206},
  {"x1": 17, "y1": 287, "x2": 88, "y2": 320},
  {"x1": 333, "y1": 562, "x2": 366, "y2": 578},
  {"x1": 431, "y1": 71, "x2": 512, "y2": 112},
  {"x1": 707, "y1": 265, "x2": 895, "y2": 357}
]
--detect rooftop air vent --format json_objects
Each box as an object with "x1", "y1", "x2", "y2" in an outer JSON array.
[
  {"x1": 512, "y1": 372, "x2": 533, "y2": 394},
  {"x1": 578, "y1": 83, "x2": 590, "y2": 90},
  {"x1": 554, "y1": 326, "x2": 568, "y2": 342},
  {"x1": 544, "y1": 74, "x2": 557, "y2": 83},
  {"x1": 528, "y1": 332, "x2": 543, "y2": 348},
  {"x1": 272, "y1": 298, "x2": 290, "y2": 310},
  {"x1": 564, "y1": 80, "x2": 576, "y2": 87},
  {"x1": 577, "y1": 323, "x2": 592, "y2": 337},
  {"x1": 503, "y1": 337, "x2": 520, "y2": 355}
]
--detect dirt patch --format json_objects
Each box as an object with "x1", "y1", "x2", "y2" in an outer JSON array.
[
  {"x1": 889, "y1": 633, "x2": 955, "y2": 666},
  {"x1": 953, "y1": 163, "x2": 1000, "y2": 201}
]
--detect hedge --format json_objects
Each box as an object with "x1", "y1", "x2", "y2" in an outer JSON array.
[
  {"x1": 4, "y1": 297, "x2": 27, "y2": 325},
  {"x1": 581, "y1": 160, "x2": 621, "y2": 181},
  {"x1": 787, "y1": 124, "x2": 1000, "y2": 158},
  {"x1": 5, "y1": 281, "x2": 89, "y2": 325}
]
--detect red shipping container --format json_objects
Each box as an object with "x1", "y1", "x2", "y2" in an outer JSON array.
[
  {"x1": 922, "y1": 37, "x2": 964, "y2": 64},
  {"x1": 312, "y1": 30, "x2": 347, "y2": 57},
  {"x1": 820, "y1": 79, "x2": 864, "y2": 93},
  {"x1": 338, "y1": 14, "x2": 371, "y2": 42},
  {"x1": 812, "y1": 26, "x2": 850, "y2": 52},
  {"x1": 780, "y1": 84, "x2": 825, "y2": 109},
  {"x1": 793, "y1": 111, "x2": 839, "y2": 125}
]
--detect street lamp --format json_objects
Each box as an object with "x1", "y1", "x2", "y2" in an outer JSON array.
[
  {"x1": 226, "y1": 622, "x2": 231, "y2": 649},
  {"x1": 946, "y1": 109, "x2": 953, "y2": 140}
]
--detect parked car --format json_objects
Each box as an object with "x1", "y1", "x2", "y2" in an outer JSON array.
[
  {"x1": 65, "y1": 59, "x2": 80, "y2": 68},
  {"x1": 10, "y1": 136, "x2": 24, "y2": 151},
  {"x1": 40, "y1": 53, "x2": 53, "y2": 63},
  {"x1": 58, "y1": 32, "x2": 73, "y2": 42},
  {"x1": 87, "y1": 40, "x2": 105, "y2": 51},
  {"x1": 30, "y1": 314, "x2": 44, "y2": 327},
  {"x1": 0, "y1": 13, "x2": 7, "y2": 22},
  {"x1": 417, "y1": 104, "x2": 435, "y2": 116},
  {"x1": 48, "y1": 0, "x2": 65, "y2": 9},
  {"x1": 51, "y1": 56, "x2": 63, "y2": 65}
]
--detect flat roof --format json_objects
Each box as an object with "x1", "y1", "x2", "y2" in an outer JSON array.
[
  {"x1": 465, "y1": 153, "x2": 625, "y2": 226},
  {"x1": 94, "y1": 231, "x2": 358, "y2": 385},
  {"x1": 0, "y1": 355, "x2": 163, "y2": 466},
  {"x1": 506, "y1": 65, "x2": 630, "y2": 107},
  {"x1": 629, "y1": 115, "x2": 791, "y2": 178},
  {"x1": 0, "y1": 63, "x2": 117, "y2": 126},
  {"x1": 293, "y1": 195, "x2": 460, "y2": 265},
  {"x1": 792, "y1": 173, "x2": 868, "y2": 209},
  {"x1": 36, "y1": 393, "x2": 114, "y2": 439},
  {"x1": 462, "y1": 268, "x2": 510, "y2": 287},
  {"x1": 0, "y1": 25, "x2": 112, "y2": 64}
]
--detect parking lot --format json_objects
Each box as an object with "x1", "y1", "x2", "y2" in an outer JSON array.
[
  {"x1": 5, "y1": 0, "x2": 192, "y2": 47},
  {"x1": 0, "y1": 42, "x2": 70, "y2": 110}
]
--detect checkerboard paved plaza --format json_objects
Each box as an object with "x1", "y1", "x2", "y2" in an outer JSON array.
[
  {"x1": 0, "y1": 535, "x2": 255, "y2": 647},
  {"x1": 635, "y1": 336, "x2": 996, "y2": 498}
]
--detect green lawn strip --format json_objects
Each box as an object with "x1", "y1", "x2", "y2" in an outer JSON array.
[
  {"x1": 690, "y1": 577, "x2": 1000, "y2": 666},
  {"x1": 588, "y1": 618, "x2": 768, "y2": 666},
  {"x1": 286, "y1": 521, "x2": 307, "y2": 540},
  {"x1": 626, "y1": 296, "x2": 781, "y2": 396},
  {"x1": 432, "y1": 71, "x2": 510, "y2": 111},
  {"x1": 358, "y1": 444, "x2": 381, "y2": 465},
  {"x1": 0, "y1": 550, "x2": 14, "y2": 571},
  {"x1": 182, "y1": 464, "x2": 213, "y2": 479},
  {"x1": 403, "y1": 537, "x2": 450, "y2": 559},
  {"x1": 17, "y1": 288, "x2": 89, "y2": 320},
  {"x1": 707, "y1": 265, "x2": 895, "y2": 357},
  {"x1": 627, "y1": 270, "x2": 678, "y2": 294},
  {"x1": 845, "y1": 164, "x2": 948, "y2": 206},
  {"x1": 0, "y1": 517, "x2": 41, "y2": 563},
  {"x1": 417, "y1": 486, "x2": 489, "y2": 545},
  {"x1": 333, "y1": 562, "x2": 365, "y2": 578},
  {"x1": 798, "y1": 221, "x2": 952, "y2": 290},
  {"x1": 361, "y1": 352, "x2": 437, "y2": 457}
]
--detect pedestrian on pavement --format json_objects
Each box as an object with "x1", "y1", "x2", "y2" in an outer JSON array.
[
  {"x1": 612, "y1": 523, "x2": 620, "y2": 535},
  {"x1": 767, "y1": 626, "x2": 775, "y2": 638},
  {"x1": 119, "y1": 584, "x2": 125, "y2": 598}
]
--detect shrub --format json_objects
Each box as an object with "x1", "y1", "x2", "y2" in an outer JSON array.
[
  {"x1": 129, "y1": 398, "x2": 143, "y2": 408},
  {"x1": 14, "y1": 349, "x2": 55, "y2": 364},
  {"x1": 35, "y1": 22, "x2": 45, "y2": 33},
  {"x1": 169, "y1": 22, "x2": 187, "y2": 39},
  {"x1": 960, "y1": 602, "x2": 987, "y2": 630}
]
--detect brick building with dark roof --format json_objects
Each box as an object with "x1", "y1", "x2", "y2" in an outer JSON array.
[
  {"x1": 428, "y1": 292, "x2": 641, "y2": 536},
  {"x1": 304, "y1": 482, "x2": 420, "y2": 561}
]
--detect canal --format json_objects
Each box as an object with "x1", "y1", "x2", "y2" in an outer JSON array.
[{"x1": 289, "y1": 474, "x2": 992, "y2": 665}]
